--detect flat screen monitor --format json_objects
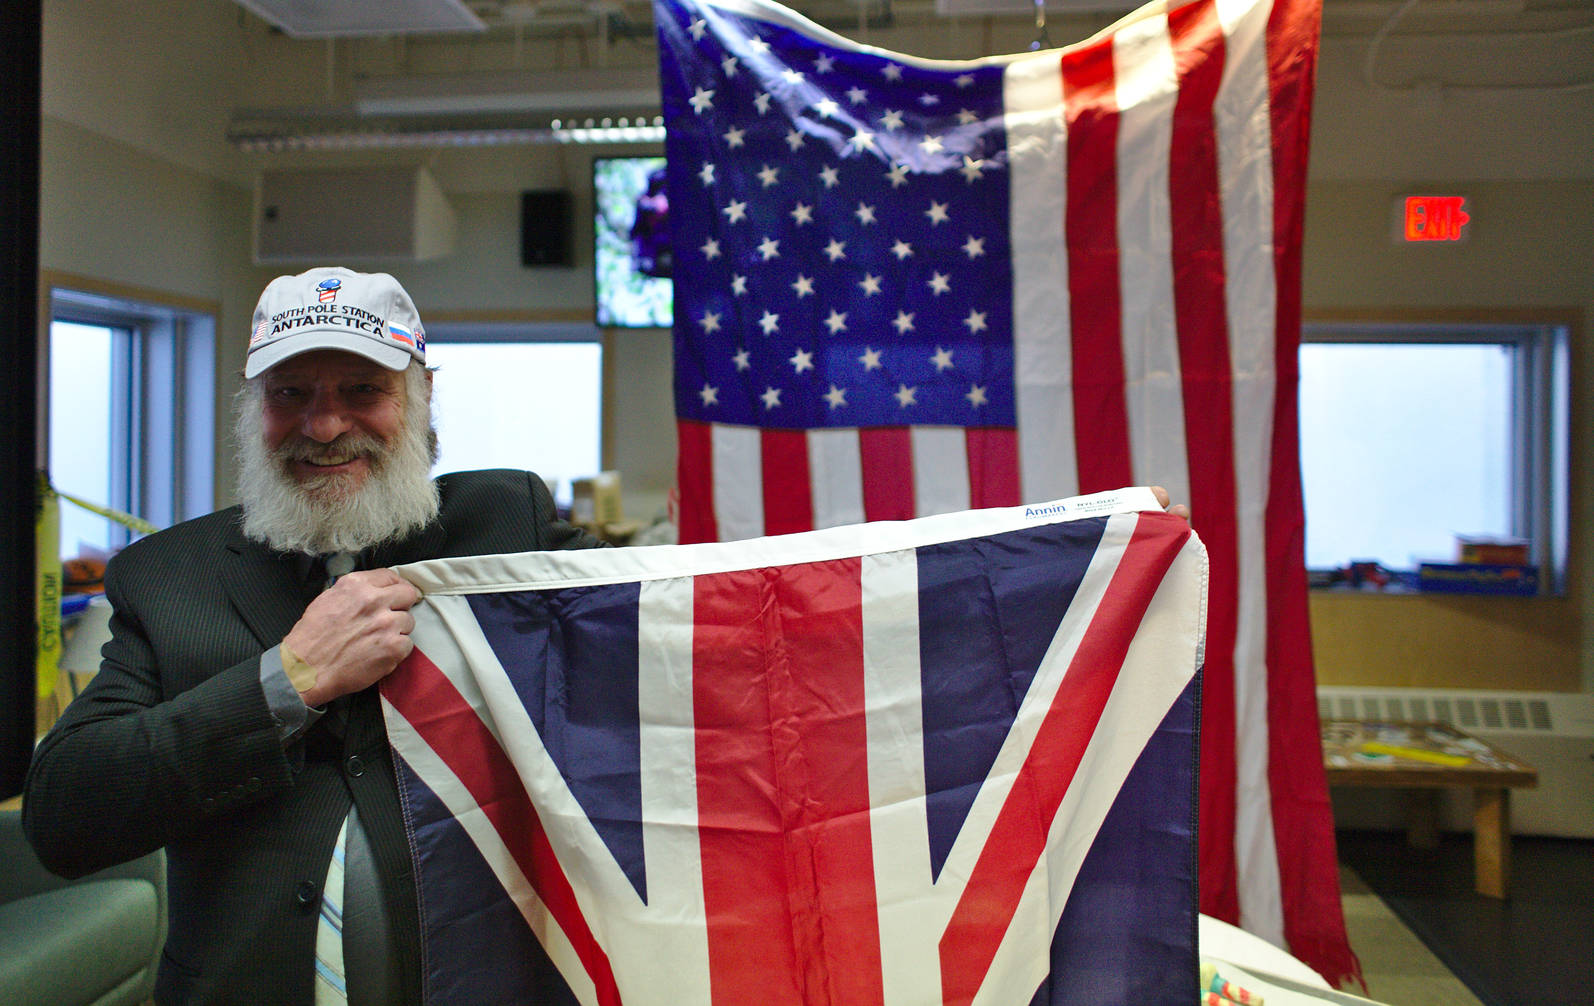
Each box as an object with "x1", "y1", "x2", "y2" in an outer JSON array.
[{"x1": 593, "y1": 155, "x2": 672, "y2": 328}]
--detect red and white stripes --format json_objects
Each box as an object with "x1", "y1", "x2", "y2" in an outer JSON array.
[{"x1": 673, "y1": 0, "x2": 1355, "y2": 987}]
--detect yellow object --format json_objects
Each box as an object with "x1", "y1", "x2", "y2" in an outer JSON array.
[
  {"x1": 35, "y1": 474, "x2": 62, "y2": 701},
  {"x1": 55, "y1": 489, "x2": 160, "y2": 536},
  {"x1": 280, "y1": 641, "x2": 319, "y2": 694},
  {"x1": 571, "y1": 471, "x2": 624, "y2": 525},
  {"x1": 1360, "y1": 741, "x2": 1471, "y2": 767},
  {"x1": 35, "y1": 478, "x2": 160, "y2": 708}
]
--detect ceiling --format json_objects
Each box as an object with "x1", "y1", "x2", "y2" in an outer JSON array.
[
  {"x1": 222, "y1": 0, "x2": 1594, "y2": 150},
  {"x1": 232, "y1": 0, "x2": 1594, "y2": 38}
]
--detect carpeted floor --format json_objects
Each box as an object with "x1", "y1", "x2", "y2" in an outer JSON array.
[{"x1": 1336, "y1": 831, "x2": 1594, "y2": 1006}]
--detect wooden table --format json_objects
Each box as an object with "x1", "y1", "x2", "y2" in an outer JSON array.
[{"x1": 1321, "y1": 719, "x2": 1537, "y2": 899}]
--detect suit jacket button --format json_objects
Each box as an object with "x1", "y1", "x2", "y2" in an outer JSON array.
[
  {"x1": 345, "y1": 755, "x2": 365, "y2": 777},
  {"x1": 295, "y1": 881, "x2": 318, "y2": 908},
  {"x1": 246, "y1": 776, "x2": 262, "y2": 793}
]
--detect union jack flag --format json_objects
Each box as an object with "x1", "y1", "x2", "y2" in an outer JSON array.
[
  {"x1": 659, "y1": 0, "x2": 1358, "y2": 985},
  {"x1": 381, "y1": 489, "x2": 1205, "y2": 1004}
]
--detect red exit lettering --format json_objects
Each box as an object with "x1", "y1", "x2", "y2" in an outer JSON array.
[{"x1": 1404, "y1": 196, "x2": 1471, "y2": 242}]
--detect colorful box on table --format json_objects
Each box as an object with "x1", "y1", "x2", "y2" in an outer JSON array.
[
  {"x1": 1454, "y1": 534, "x2": 1530, "y2": 566},
  {"x1": 1417, "y1": 562, "x2": 1539, "y2": 596}
]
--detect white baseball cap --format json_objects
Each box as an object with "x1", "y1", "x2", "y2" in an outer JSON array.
[{"x1": 245, "y1": 267, "x2": 427, "y2": 378}]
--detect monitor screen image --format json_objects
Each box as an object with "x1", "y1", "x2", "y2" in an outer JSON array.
[{"x1": 593, "y1": 155, "x2": 672, "y2": 328}]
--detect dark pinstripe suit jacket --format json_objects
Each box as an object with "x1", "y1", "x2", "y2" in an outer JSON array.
[{"x1": 24, "y1": 469, "x2": 599, "y2": 1004}]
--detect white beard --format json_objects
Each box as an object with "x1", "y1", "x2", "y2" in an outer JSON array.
[{"x1": 234, "y1": 363, "x2": 440, "y2": 555}]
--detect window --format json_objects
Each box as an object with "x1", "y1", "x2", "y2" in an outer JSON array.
[
  {"x1": 48, "y1": 287, "x2": 215, "y2": 557},
  {"x1": 424, "y1": 323, "x2": 603, "y2": 509},
  {"x1": 48, "y1": 321, "x2": 117, "y2": 555},
  {"x1": 1299, "y1": 322, "x2": 1568, "y2": 592}
]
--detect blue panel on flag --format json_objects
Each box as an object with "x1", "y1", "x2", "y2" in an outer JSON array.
[
  {"x1": 467, "y1": 583, "x2": 648, "y2": 900},
  {"x1": 916, "y1": 516, "x2": 1107, "y2": 880},
  {"x1": 397, "y1": 756, "x2": 582, "y2": 1006},
  {"x1": 1034, "y1": 674, "x2": 1199, "y2": 1005},
  {"x1": 658, "y1": 0, "x2": 1016, "y2": 429}
]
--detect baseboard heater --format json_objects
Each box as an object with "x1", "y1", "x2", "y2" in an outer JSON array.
[{"x1": 1316, "y1": 686, "x2": 1594, "y2": 838}]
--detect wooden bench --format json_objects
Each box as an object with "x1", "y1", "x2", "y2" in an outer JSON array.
[{"x1": 1321, "y1": 719, "x2": 1537, "y2": 898}]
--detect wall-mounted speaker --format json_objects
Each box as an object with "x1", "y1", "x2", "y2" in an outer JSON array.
[{"x1": 521, "y1": 190, "x2": 574, "y2": 267}]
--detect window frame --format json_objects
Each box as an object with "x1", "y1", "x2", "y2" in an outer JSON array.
[
  {"x1": 48, "y1": 284, "x2": 216, "y2": 547},
  {"x1": 1299, "y1": 319, "x2": 1569, "y2": 594}
]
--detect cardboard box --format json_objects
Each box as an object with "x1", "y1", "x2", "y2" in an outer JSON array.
[
  {"x1": 1455, "y1": 534, "x2": 1529, "y2": 565},
  {"x1": 570, "y1": 471, "x2": 623, "y2": 525}
]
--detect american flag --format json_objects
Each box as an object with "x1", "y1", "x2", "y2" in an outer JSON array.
[
  {"x1": 381, "y1": 490, "x2": 1205, "y2": 1004},
  {"x1": 659, "y1": 0, "x2": 1359, "y2": 987}
]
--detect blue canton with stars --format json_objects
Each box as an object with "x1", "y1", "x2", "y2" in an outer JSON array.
[{"x1": 657, "y1": 0, "x2": 1017, "y2": 430}]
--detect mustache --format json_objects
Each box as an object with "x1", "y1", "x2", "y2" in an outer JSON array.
[{"x1": 273, "y1": 433, "x2": 388, "y2": 467}]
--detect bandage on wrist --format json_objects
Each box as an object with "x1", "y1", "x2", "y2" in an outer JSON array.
[{"x1": 280, "y1": 642, "x2": 319, "y2": 695}]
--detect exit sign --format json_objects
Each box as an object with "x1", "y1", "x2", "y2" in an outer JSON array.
[{"x1": 1400, "y1": 195, "x2": 1471, "y2": 242}]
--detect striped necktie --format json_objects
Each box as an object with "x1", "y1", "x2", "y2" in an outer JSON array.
[{"x1": 314, "y1": 814, "x2": 350, "y2": 1003}]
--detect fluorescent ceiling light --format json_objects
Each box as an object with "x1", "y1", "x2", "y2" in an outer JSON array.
[
  {"x1": 352, "y1": 66, "x2": 661, "y2": 116},
  {"x1": 228, "y1": 114, "x2": 667, "y2": 150},
  {"x1": 233, "y1": 0, "x2": 484, "y2": 38},
  {"x1": 934, "y1": 0, "x2": 1141, "y2": 14}
]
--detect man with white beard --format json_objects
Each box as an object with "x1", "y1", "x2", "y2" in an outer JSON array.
[{"x1": 24, "y1": 268, "x2": 600, "y2": 1005}]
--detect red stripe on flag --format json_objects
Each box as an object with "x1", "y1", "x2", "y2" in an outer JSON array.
[
  {"x1": 938, "y1": 516, "x2": 1192, "y2": 1004},
  {"x1": 1166, "y1": 0, "x2": 1242, "y2": 927},
  {"x1": 858, "y1": 427, "x2": 914, "y2": 521},
  {"x1": 761, "y1": 428, "x2": 815, "y2": 536},
  {"x1": 382, "y1": 650, "x2": 622, "y2": 1006},
  {"x1": 693, "y1": 567, "x2": 803, "y2": 1005},
  {"x1": 1061, "y1": 39, "x2": 1134, "y2": 495},
  {"x1": 965, "y1": 427, "x2": 1020, "y2": 509},
  {"x1": 694, "y1": 561, "x2": 884, "y2": 1006},
  {"x1": 677, "y1": 419, "x2": 718, "y2": 545},
  {"x1": 1263, "y1": 0, "x2": 1359, "y2": 988},
  {"x1": 772, "y1": 559, "x2": 883, "y2": 1003}
]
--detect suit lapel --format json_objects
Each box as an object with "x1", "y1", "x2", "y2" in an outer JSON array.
[{"x1": 221, "y1": 523, "x2": 312, "y2": 650}]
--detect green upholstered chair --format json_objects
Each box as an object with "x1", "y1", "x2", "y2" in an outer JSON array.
[{"x1": 0, "y1": 809, "x2": 167, "y2": 1006}]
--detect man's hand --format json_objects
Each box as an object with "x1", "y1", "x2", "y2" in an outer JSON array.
[
  {"x1": 282, "y1": 569, "x2": 423, "y2": 708},
  {"x1": 1149, "y1": 485, "x2": 1191, "y2": 522}
]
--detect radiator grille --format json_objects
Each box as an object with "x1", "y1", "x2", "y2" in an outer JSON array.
[{"x1": 1317, "y1": 688, "x2": 1583, "y2": 736}]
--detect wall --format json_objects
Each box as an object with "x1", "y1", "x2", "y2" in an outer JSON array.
[
  {"x1": 36, "y1": 0, "x2": 1593, "y2": 695},
  {"x1": 366, "y1": 187, "x2": 679, "y2": 522},
  {"x1": 1298, "y1": 178, "x2": 1592, "y2": 692},
  {"x1": 37, "y1": 116, "x2": 260, "y2": 505},
  {"x1": 1299, "y1": 10, "x2": 1594, "y2": 690}
]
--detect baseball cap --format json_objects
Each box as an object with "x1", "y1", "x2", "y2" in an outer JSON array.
[{"x1": 245, "y1": 267, "x2": 427, "y2": 379}]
